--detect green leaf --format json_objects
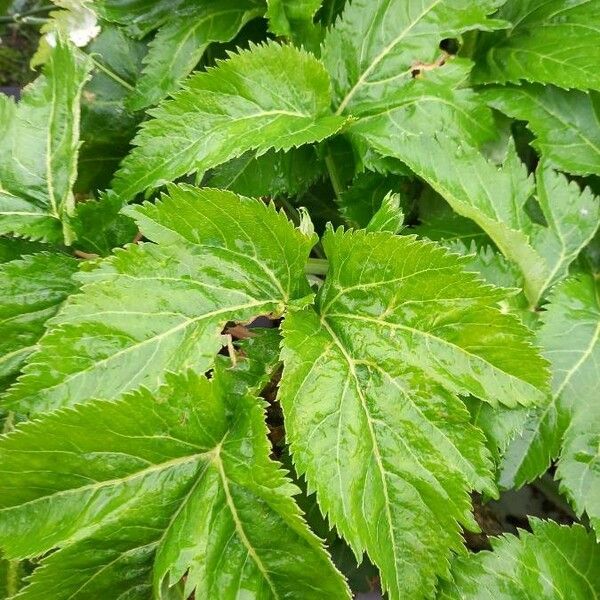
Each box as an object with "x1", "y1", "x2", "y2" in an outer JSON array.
[
  {"x1": 439, "y1": 519, "x2": 600, "y2": 599},
  {"x1": 3, "y1": 186, "x2": 315, "y2": 415},
  {"x1": 127, "y1": 0, "x2": 264, "y2": 111},
  {"x1": 473, "y1": 0, "x2": 600, "y2": 90},
  {"x1": 529, "y1": 164, "x2": 599, "y2": 300},
  {"x1": 279, "y1": 227, "x2": 548, "y2": 599},
  {"x1": 0, "y1": 238, "x2": 50, "y2": 265},
  {"x1": 322, "y1": 0, "x2": 506, "y2": 115},
  {"x1": 114, "y1": 42, "x2": 347, "y2": 201},
  {"x1": 365, "y1": 192, "x2": 404, "y2": 233},
  {"x1": 204, "y1": 147, "x2": 324, "y2": 198},
  {"x1": 0, "y1": 333, "x2": 351, "y2": 599},
  {"x1": 367, "y1": 132, "x2": 599, "y2": 305},
  {"x1": 482, "y1": 85, "x2": 600, "y2": 176},
  {"x1": 499, "y1": 275, "x2": 600, "y2": 490},
  {"x1": 0, "y1": 40, "x2": 91, "y2": 244},
  {"x1": 94, "y1": 0, "x2": 199, "y2": 37},
  {"x1": 447, "y1": 243, "x2": 522, "y2": 292},
  {"x1": 338, "y1": 172, "x2": 406, "y2": 229},
  {"x1": 413, "y1": 191, "x2": 490, "y2": 248},
  {"x1": 347, "y1": 59, "x2": 499, "y2": 149},
  {"x1": 267, "y1": 0, "x2": 322, "y2": 37},
  {"x1": 70, "y1": 192, "x2": 138, "y2": 257},
  {"x1": 0, "y1": 252, "x2": 78, "y2": 389},
  {"x1": 367, "y1": 134, "x2": 549, "y2": 303},
  {"x1": 76, "y1": 26, "x2": 146, "y2": 194}
]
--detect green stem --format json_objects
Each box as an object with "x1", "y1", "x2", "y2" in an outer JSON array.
[
  {"x1": 87, "y1": 54, "x2": 135, "y2": 92},
  {"x1": 6, "y1": 560, "x2": 20, "y2": 597},
  {"x1": 324, "y1": 152, "x2": 344, "y2": 201},
  {"x1": 0, "y1": 5, "x2": 53, "y2": 24},
  {"x1": 305, "y1": 258, "x2": 328, "y2": 276},
  {"x1": 1, "y1": 411, "x2": 14, "y2": 434}
]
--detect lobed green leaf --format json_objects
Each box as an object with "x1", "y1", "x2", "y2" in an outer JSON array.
[
  {"x1": 114, "y1": 42, "x2": 347, "y2": 201},
  {"x1": 0, "y1": 40, "x2": 91, "y2": 244},
  {"x1": 2, "y1": 187, "x2": 315, "y2": 415},
  {"x1": 439, "y1": 519, "x2": 600, "y2": 599},
  {"x1": 0, "y1": 333, "x2": 350, "y2": 599},
  {"x1": 279, "y1": 227, "x2": 548, "y2": 599}
]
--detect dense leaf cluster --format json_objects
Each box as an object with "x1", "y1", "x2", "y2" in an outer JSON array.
[{"x1": 0, "y1": 1, "x2": 599, "y2": 598}]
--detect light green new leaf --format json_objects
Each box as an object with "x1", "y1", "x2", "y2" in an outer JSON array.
[
  {"x1": 438, "y1": 519, "x2": 600, "y2": 599},
  {"x1": 322, "y1": 0, "x2": 506, "y2": 115},
  {"x1": 473, "y1": 0, "x2": 600, "y2": 90},
  {"x1": 0, "y1": 334, "x2": 350, "y2": 600},
  {"x1": 338, "y1": 172, "x2": 406, "y2": 228},
  {"x1": 127, "y1": 0, "x2": 264, "y2": 111},
  {"x1": 114, "y1": 42, "x2": 346, "y2": 201},
  {"x1": 483, "y1": 85, "x2": 600, "y2": 176},
  {"x1": 0, "y1": 253, "x2": 78, "y2": 390},
  {"x1": 2, "y1": 186, "x2": 315, "y2": 415},
  {"x1": 365, "y1": 192, "x2": 404, "y2": 233},
  {"x1": 279, "y1": 228, "x2": 548, "y2": 599},
  {"x1": 0, "y1": 40, "x2": 91, "y2": 244},
  {"x1": 499, "y1": 275, "x2": 600, "y2": 492}
]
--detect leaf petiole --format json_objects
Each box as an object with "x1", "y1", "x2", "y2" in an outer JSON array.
[{"x1": 305, "y1": 257, "x2": 328, "y2": 276}]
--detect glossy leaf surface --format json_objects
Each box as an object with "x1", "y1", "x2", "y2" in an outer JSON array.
[
  {"x1": 439, "y1": 519, "x2": 600, "y2": 599},
  {"x1": 114, "y1": 42, "x2": 346, "y2": 201},
  {"x1": 554, "y1": 276, "x2": 600, "y2": 533},
  {"x1": 205, "y1": 147, "x2": 324, "y2": 198},
  {"x1": 473, "y1": 0, "x2": 600, "y2": 90},
  {"x1": 0, "y1": 40, "x2": 90, "y2": 243},
  {"x1": 279, "y1": 227, "x2": 548, "y2": 599},
  {"x1": 0, "y1": 333, "x2": 350, "y2": 599},
  {"x1": 0, "y1": 252, "x2": 78, "y2": 389},
  {"x1": 483, "y1": 85, "x2": 600, "y2": 176},
  {"x1": 127, "y1": 0, "x2": 264, "y2": 111},
  {"x1": 499, "y1": 276, "x2": 600, "y2": 495},
  {"x1": 3, "y1": 187, "x2": 314, "y2": 415},
  {"x1": 322, "y1": 0, "x2": 505, "y2": 115}
]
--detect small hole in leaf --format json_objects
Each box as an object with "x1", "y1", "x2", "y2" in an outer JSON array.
[{"x1": 439, "y1": 38, "x2": 459, "y2": 55}]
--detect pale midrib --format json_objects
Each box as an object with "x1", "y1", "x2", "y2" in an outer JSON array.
[
  {"x1": 11, "y1": 299, "x2": 273, "y2": 402},
  {"x1": 335, "y1": 0, "x2": 443, "y2": 114},
  {"x1": 63, "y1": 541, "x2": 158, "y2": 600},
  {"x1": 0, "y1": 451, "x2": 206, "y2": 514},
  {"x1": 320, "y1": 317, "x2": 401, "y2": 595},
  {"x1": 121, "y1": 107, "x2": 311, "y2": 199},
  {"x1": 45, "y1": 59, "x2": 59, "y2": 219},
  {"x1": 327, "y1": 312, "x2": 543, "y2": 401},
  {"x1": 141, "y1": 8, "x2": 249, "y2": 92},
  {"x1": 215, "y1": 449, "x2": 281, "y2": 599},
  {"x1": 507, "y1": 319, "x2": 600, "y2": 480}
]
